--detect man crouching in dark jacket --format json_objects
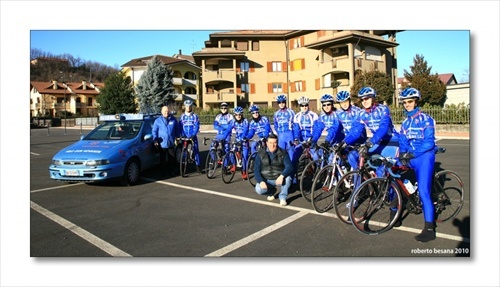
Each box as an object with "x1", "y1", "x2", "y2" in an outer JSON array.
[{"x1": 253, "y1": 133, "x2": 294, "y2": 206}]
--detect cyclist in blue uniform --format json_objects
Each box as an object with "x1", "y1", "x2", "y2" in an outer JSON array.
[
  {"x1": 311, "y1": 94, "x2": 345, "y2": 160},
  {"x1": 178, "y1": 99, "x2": 202, "y2": 173},
  {"x1": 292, "y1": 96, "x2": 319, "y2": 172},
  {"x1": 214, "y1": 102, "x2": 235, "y2": 155},
  {"x1": 398, "y1": 87, "x2": 437, "y2": 242},
  {"x1": 229, "y1": 106, "x2": 250, "y2": 180},
  {"x1": 357, "y1": 86, "x2": 399, "y2": 159},
  {"x1": 273, "y1": 94, "x2": 295, "y2": 161},
  {"x1": 245, "y1": 105, "x2": 271, "y2": 153},
  {"x1": 333, "y1": 91, "x2": 367, "y2": 169}
]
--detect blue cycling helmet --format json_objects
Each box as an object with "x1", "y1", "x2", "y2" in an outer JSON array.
[
  {"x1": 183, "y1": 99, "x2": 193, "y2": 106},
  {"x1": 399, "y1": 87, "x2": 421, "y2": 100},
  {"x1": 357, "y1": 86, "x2": 376, "y2": 98},
  {"x1": 276, "y1": 94, "x2": 287, "y2": 103},
  {"x1": 336, "y1": 91, "x2": 350, "y2": 102},
  {"x1": 249, "y1": 105, "x2": 260, "y2": 113},
  {"x1": 233, "y1": 106, "x2": 244, "y2": 114},
  {"x1": 320, "y1": 94, "x2": 334, "y2": 103}
]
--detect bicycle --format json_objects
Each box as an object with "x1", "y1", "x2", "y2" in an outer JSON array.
[
  {"x1": 298, "y1": 143, "x2": 331, "y2": 202},
  {"x1": 246, "y1": 138, "x2": 268, "y2": 187},
  {"x1": 310, "y1": 144, "x2": 352, "y2": 213},
  {"x1": 332, "y1": 144, "x2": 378, "y2": 224},
  {"x1": 176, "y1": 137, "x2": 197, "y2": 177},
  {"x1": 348, "y1": 147, "x2": 465, "y2": 235},
  {"x1": 221, "y1": 139, "x2": 248, "y2": 184},
  {"x1": 203, "y1": 137, "x2": 225, "y2": 179}
]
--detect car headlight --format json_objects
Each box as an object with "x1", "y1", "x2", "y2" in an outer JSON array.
[
  {"x1": 52, "y1": 159, "x2": 63, "y2": 166},
  {"x1": 85, "y1": 159, "x2": 110, "y2": 166}
]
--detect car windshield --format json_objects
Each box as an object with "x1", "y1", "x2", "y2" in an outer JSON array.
[{"x1": 84, "y1": 121, "x2": 143, "y2": 140}]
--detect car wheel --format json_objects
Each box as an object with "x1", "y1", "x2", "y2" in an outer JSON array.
[{"x1": 121, "y1": 159, "x2": 141, "y2": 186}]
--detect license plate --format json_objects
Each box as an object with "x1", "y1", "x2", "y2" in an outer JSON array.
[{"x1": 65, "y1": 170, "x2": 79, "y2": 176}]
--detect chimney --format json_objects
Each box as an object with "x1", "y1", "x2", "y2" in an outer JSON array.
[
  {"x1": 52, "y1": 80, "x2": 58, "y2": 89},
  {"x1": 82, "y1": 80, "x2": 87, "y2": 90},
  {"x1": 179, "y1": 49, "x2": 182, "y2": 55}
]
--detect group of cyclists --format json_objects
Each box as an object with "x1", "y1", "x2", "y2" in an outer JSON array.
[{"x1": 169, "y1": 86, "x2": 438, "y2": 243}]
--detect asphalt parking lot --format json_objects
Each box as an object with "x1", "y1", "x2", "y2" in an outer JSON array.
[{"x1": 30, "y1": 127, "x2": 471, "y2": 257}]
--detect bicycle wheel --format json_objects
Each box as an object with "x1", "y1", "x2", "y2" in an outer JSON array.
[
  {"x1": 247, "y1": 152, "x2": 257, "y2": 187},
  {"x1": 205, "y1": 149, "x2": 219, "y2": 179},
  {"x1": 433, "y1": 170, "x2": 465, "y2": 222},
  {"x1": 333, "y1": 170, "x2": 366, "y2": 224},
  {"x1": 221, "y1": 152, "x2": 236, "y2": 184},
  {"x1": 299, "y1": 159, "x2": 321, "y2": 202},
  {"x1": 311, "y1": 165, "x2": 335, "y2": 213},
  {"x1": 296, "y1": 153, "x2": 311, "y2": 181},
  {"x1": 349, "y1": 177, "x2": 402, "y2": 235},
  {"x1": 179, "y1": 148, "x2": 188, "y2": 177}
]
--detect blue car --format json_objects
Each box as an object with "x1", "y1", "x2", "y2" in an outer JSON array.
[{"x1": 49, "y1": 113, "x2": 160, "y2": 185}]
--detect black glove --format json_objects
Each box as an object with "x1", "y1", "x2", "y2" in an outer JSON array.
[
  {"x1": 320, "y1": 141, "x2": 331, "y2": 149},
  {"x1": 365, "y1": 140, "x2": 374, "y2": 148},
  {"x1": 333, "y1": 140, "x2": 346, "y2": 152},
  {"x1": 399, "y1": 152, "x2": 414, "y2": 166}
]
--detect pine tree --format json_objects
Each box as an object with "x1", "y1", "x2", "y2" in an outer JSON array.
[
  {"x1": 351, "y1": 70, "x2": 395, "y2": 105},
  {"x1": 96, "y1": 71, "x2": 137, "y2": 114},
  {"x1": 135, "y1": 55, "x2": 177, "y2": 114},
  {"x1": 402, "y1": 54, "x2": 447, "y2": 106}
]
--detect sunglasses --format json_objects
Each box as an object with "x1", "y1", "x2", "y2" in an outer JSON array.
[
  {"x1": 322, "y1": 103, "x2": 332, "y2": 107},
  {"x1": 361, "y1": 97, "x2": 372, "y2": 101},
  {"x1": 278, "y1": 102, "x2": 286, "y2": 104},
  {"x1": 300, "y1": 104, "x2": 308, "y2": 107},
  {"x1": 251, "y1": 112, "x2": 259, "y2": 115},
  {"x1": 402, "y1": 99, "x2": 415, "y2": 104},
  {"x1": 234, "y1": 113, "x2": 242, "y2": 116}
]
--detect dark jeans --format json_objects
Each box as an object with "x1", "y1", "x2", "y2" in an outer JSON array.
[{"x1": 160, "y1": 147, "x2": 177, "y2": 173}]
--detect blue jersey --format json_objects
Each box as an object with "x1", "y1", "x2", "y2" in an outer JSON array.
[
  {"x1": 336, "y1": 105, "x2": 367, "y2": 145},
  {"x1": 273, "y1": 108, "x2": 295, "y2": 133},
  {"x1": 231, "y1": 118, "x2": 249, "y2": 141},
  {"x1": 214, "y1": 113, "x2": 235, "y2": 141},
  {"x1": 178, "y1": 112, "x2": 200, "y2": 138},
  {"x1": 312, "y1": 111, "x2": 343, "y2": 144},
  {"x1": 359, "y1": 104, "x2": 399, "y2": 144},
  {"x1": 399, "y1": 108, "x2": 436, "y2": 157},
  {"x1": 293, "y1": 111, "x2": 319, "y2": 141},
  {"x1": 246, "y1": 116, "x2": 271, "y2": 139}
]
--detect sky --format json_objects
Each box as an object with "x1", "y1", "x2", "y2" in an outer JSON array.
[
  {"x1": 30, "y1": 30, "x2": 470, "y2": 81},
  {"x1": 2, "y1": 1, "x2": 499, "y2": 287}
]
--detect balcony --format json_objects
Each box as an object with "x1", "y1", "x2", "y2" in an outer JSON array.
[
  {"x1": 172, "y1": 77, "x2": 182, "y2": 85},
  {"x1": 203, "y1": 69, "x2": 236, "y2": 84},
  {"x1": 203, "y1": 90, "x2": 236, "y2": 103}
]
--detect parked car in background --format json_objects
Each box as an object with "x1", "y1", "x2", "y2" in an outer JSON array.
[{"x1": 49, "y1": 113, "x2": 160, "y2": 185}]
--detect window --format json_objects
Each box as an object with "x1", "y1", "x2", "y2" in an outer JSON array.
[
  {"x1": 272, "y1": 83, "x2": 282, "y2": 93},
  {"x1": 221, "y1": 39, "x2": 231, "y2": 48},
  {"x1": 295, "y1": 81, "x2": 303, "y2": 91},
  {"x1": 323, "y1": 73, "x2": 331, "y2": 88},
  {"x1": 88, "y1": 97, "x2": 93, "y2": 106},
  {"x1": 241, "y1": 84, "x2": 249, "y2": 92},
  {"x1": 237, "y1": 41, "x2": 248, "y2": 51},
  {"x1": 366, "y1": 45, "x2": 382, "y2": 61},
  {"x1": 240, "y1": 62, "x2": 249, "y2": 72},
  {"x1": 272, "y1": 62, "x2": 282, "y2": 72},
  {"x1": 252, "y1": 40, "x2": 260, "y2": 51},
  {"x1": 291, "y1": 59, "x2": 305, "y2": 71}
]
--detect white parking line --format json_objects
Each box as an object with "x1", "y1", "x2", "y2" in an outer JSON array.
[
  {"x1": 31, "y1": 152, "x2": 40, "y2": 156},
  {"x1": 31, "y1": 182, "x2": 84, "y2": 193},
  {"x1": 30, "y1": 201, "x2": 131, "y2": 257},
  {"x1": 205, "y1": 211, "x2": 309, "y2": 257}
]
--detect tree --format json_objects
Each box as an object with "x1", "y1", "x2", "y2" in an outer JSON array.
[
  {"x1": 351, "y1": 70, "x2": 395, "y2": 105},
  {"x1": 135, "y1": 55, "x2": 177, "y2": 114},
  {"x1": 96, "y1": 71, "x2": 137, "y2": 114},
  {"x1": 402, "y1": 54, "x2": 447, "y2": 106}
]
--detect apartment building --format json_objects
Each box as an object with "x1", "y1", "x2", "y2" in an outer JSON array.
[
  {"x1": 193, "y1": 30, "x2": 400, "y2": 112},
  {"x1": 121, "y1": 54, "x2": 202, "y2": 107},
  {"x1": 30, "y1": 80, "x2": 102, "y2": 117}
]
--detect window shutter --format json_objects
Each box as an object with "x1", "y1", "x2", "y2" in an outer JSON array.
[
  {"x1": 290, "y1": 39, "x2": 295, "y2": 50},
  {"x1": 267, "y1": 62, "x2": 272, "y2": 72},
  {"x1": 283, "y1": 82, "x2": 288, "y2": 93},
  {"x1": 302, "y1": 80, "x2": 306, "y2": 91},
  {"x1": 237, "y1": 87, "x2": 242, "y2": 94},
  {"x1": 300, "y1": 37, "x2": 305, "y2": 47},
  {"x1": 315, "y1": 78, "x2": 320, "y2": 90},
  {"x1": 291, "y1": 83, "x2": 296, "y2": 93},
  {"x1": 301, "y1": 58, "x2": 305, "y2": 69},
  {"x1": 268, "y1": 83, "x2": 272, "y2": 93},
  {"x1": 250, "y1": 83, "x2": 255, "y2": 94},
  {"x1": 282, "y1": 62, "x2": 287, "y2": 72}
]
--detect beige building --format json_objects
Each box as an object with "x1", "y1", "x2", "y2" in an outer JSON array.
[
  {"x1": 121, "y1": 54, "x2": 202, "y2": 107},
  {"x1": 30, "y1": 80, "x2": 102, "y2": 117},
  {"x1": 193, "y1": 30, "x2": 401, "y2": 112}
]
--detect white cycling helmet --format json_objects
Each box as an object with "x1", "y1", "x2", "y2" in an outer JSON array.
[{"x1": 297, "y1": 96, "x2": 310, "y2": 106}]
